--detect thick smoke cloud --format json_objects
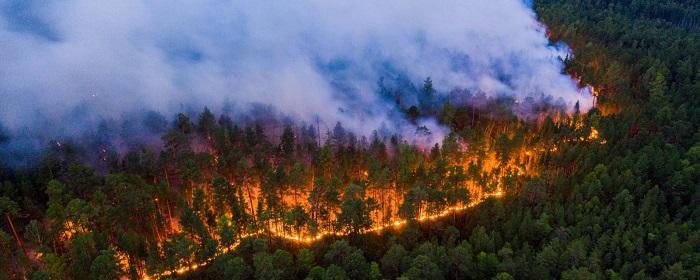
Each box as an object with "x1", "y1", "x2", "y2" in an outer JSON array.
[{"x1": 0, "y1": 0, "x2": 591, "y2": 165}]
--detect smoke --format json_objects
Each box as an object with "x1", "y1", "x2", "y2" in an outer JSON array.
[{"x1": 0, "y1": 0, "x2": 591, "y2": 166}]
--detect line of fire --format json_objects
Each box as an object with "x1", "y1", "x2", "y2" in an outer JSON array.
[{"x1": 24, "y1": 85, "x2": 604, "y2": 279}]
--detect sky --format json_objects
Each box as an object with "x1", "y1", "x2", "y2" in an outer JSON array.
[{"x1": 0, "y1": 0, "x2": 592, "y2": 165}]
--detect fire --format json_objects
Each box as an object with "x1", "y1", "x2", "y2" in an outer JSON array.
[
  {"x1": 589, "y1": 127, "x2": 599, "y2": 140},
  {"x1": 115, "y1": 250, "x2": 131, "y2": 274},
  {"x1": 144, "y1": 190, "x2": 505, "y2": 280},
  {"x1": 59, "y1": 221, "x2": 87, "y2": 241},
  {"x1": 141, "y1": 118, "x2": 605, "y2": 280}
]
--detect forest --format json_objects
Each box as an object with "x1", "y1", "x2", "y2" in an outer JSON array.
[{"x1": 2, "y1": 0, "x2": 700, "y2": 279}]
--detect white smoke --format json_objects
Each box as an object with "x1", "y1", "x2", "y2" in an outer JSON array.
[{"x1": 0, "y1": 0, "x2": 591, "y2": 163}]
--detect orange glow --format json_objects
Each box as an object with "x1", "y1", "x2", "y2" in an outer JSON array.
[
  {"x1": 589, "y1": 127, "x2": 599, "y2": 141},
  {"x1": 144, "y1": 190, "x2": 504, "y2": 279},
  {"x1": 142, "y1": 122, "x2": 604, "y2": 279}
]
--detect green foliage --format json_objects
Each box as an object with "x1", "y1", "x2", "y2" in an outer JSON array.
[
  {"x1": 89, "y1": 250, "x2": 119, "y2": 280},
  {"x1": 66, "y1": 233, "x2": 98, "y2": 280},
  {"x1": 254, "y1": 252, "x2": 281, "y2": 280},
  {"x1": 368, "y1": 261, "x2": 382, "y2": 280},
  {"x1": 220, "y1": 256, "x2": 251, "y2": 280},
  {"x1": 403, "y1": 255, "x2": 444, "y2": 280},
  {"x1": 381, "y1": 243, "x2": 408, "y2": 278},
  {"x1": 297, "y1": 248, "x2": 316, "y2": 274},
  {"x1": 323, "y1": 264, "x2": 348, "y2": 280},
  {"x1": 3, "y1": 2, "x2": 700, "y2": 278},
  {"x1": 306, "y1": 266, "x2": 325, "y2": 280}
]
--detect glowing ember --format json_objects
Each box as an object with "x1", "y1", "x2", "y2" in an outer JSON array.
[{"x1": 144, "y1": 190, "x2": 504, "y2": 279}]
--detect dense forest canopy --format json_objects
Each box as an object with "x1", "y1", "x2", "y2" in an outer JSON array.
[{"x1": 1, "y1": 0, "x2": 700, "y2": 279}]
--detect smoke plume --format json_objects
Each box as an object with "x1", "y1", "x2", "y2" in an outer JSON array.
[{"x1": 0, "y1": 0, "x2": 591, "y2": 166}]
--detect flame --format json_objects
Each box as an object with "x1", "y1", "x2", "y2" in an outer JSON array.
[
  {"x1": 144, "y1": 190, "x2": 504, "y2": 279},
  {"x1": 588, "y1": 127, "x2": 599, "y2": 140},
  {"x1": 142, "y1": 122, "x2": 604, "y2": 279},
  {"x1": 115, "y1": 250, "x2": 131, "y2": 274}
]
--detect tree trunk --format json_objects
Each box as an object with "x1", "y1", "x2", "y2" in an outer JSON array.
[
  {"x1": 163, "y1": 170, "x2": 177, "y2": 231},
  {"x1": 166, "y1": 199, "x2": 175, "y2": 232},
  {"x1": 6, "y1": 214, "x2": 27, "y2": 257},
  {"x1": 246, "y1": 182, "x2": 257, "y2": 223}
]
